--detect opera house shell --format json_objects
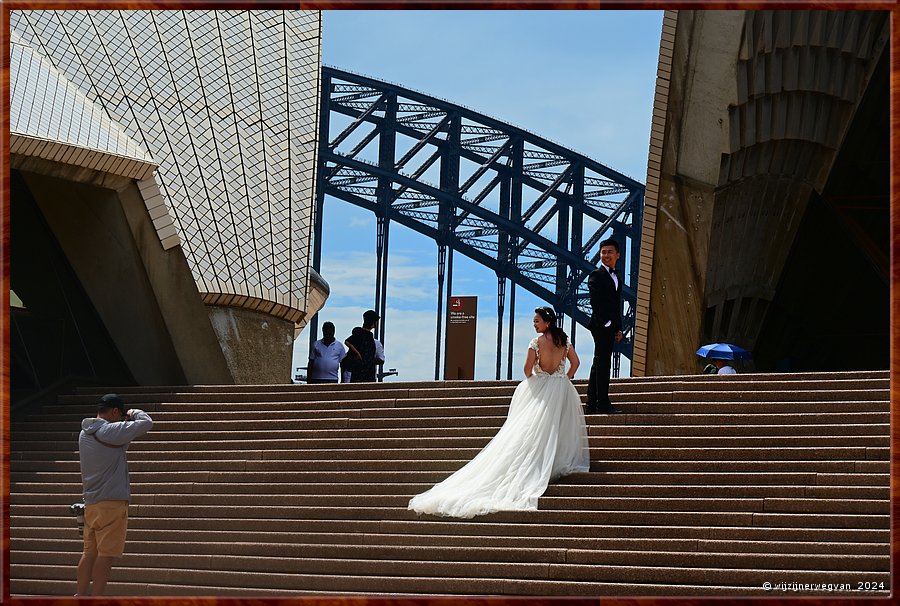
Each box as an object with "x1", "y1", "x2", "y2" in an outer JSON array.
[{"x1": 9, "y1": 10, "x2": 325, "y2": 400}]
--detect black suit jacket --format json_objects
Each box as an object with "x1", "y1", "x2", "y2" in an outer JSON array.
[{"x1": 587, "y1": 266, "x2": 622, "y2": 333}]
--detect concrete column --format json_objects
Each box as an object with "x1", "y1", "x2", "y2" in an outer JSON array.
[{"x1": 206, "y1": 305, "x2": 295, "y2": 384}]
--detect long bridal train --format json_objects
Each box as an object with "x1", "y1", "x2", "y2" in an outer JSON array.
[{"x1": 408, "y1": 338, "x2": 590, "y2": 519}]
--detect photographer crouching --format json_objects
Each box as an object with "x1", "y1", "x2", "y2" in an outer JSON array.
[{"x1": 76, "y1": 393, "x2": 153, "y2": 596}]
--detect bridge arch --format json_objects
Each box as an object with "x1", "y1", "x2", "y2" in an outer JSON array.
[{"x1": 311, "y1": 66, "x2": 645, "y2": 379}]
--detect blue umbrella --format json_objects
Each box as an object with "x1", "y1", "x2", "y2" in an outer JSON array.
[{"x1": 696, "y1": 343, "x2": 752, "y2": 360}]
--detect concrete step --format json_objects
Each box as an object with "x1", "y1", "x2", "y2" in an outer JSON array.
[
  {"x1": 9, "y1": 458, "x2": 892, "y2": 479},
  {"x1": 11, "y1": 480, "x2": 887, "y2": 500},
  {"x1": 347, "y1": 410, "x2": 890, "y2": 427},
  {"x1": 11, "y1": 492, "x2": 889, "y2": 515},
  {"x1": 0, "y1": 538, "x2": 813, "y2": 571},
  {"x1": 385, "y1": 400, "x2": 889, "y2": 415},
  {"x1": 12, "y1": 429, "x2": 891, "y2": 449},
  {"x1": 14, "y1": 513, "x2": 889, "y2": 544},
  {"x1": 27, "y1": 408, "x2": 890, "y2": 427},
  {"x1": 10, "y1": 441, "x2": 892, "y2": 467},
  {"x1": 53, "y1": 383, "x2": 889, "y2": 409},
  {"x1": 19, "y1": 568, "x2": 882, "y2": 597},
  {"x1": 45, "y1": 389, "x2": 891, "y2": 413},
  {"x1": 372, "y1": 519, "x2": 890, "y2": 544},
  {"x1": 10, "y1": 527, "x2": 890, "y2": 555},
  {"x1": 66, "y1": 371, "x2": 886, "y2": 395},
  {"x1": 620, "y1": 389, "x2": 889, "y2": 403},
  {"x1": 72, "y1": 370, "x2": 890, "y2": 390},
  {"x1": 588, "y1": 423, "x2": 891, "y2": 437},
  {"x1": 12, "y1": 413, "x2": 893, "y2": 440},
  {"x1": 12, "y1": 542, "x2": 890, "y2": 574},
  {"x1": 13, "y1": 577, "x2": 887, "y2": 598},
  {"x1": 544, "y1": 484, "x2": 889, "y2": 500},
  {"x1": 593, "y1": 446, "x2": 889, "y2": 461},
  {"x1": 7, "y1": 464, "x2": 890, "y2": 489},
  {"x1": 11, "y1": 467, "x2": 890, "y2": 488},
  {"x1": 538, "y1": 496, "x2": 888, "y2": 514},
  {"x1": 11, "y1": 502, "x2": 890, "y2": 529},
  {"x1": 9, "y1": 560, "x2": 890, "y2": 595},
  {"x1": 58, "y1": 375, "x2": 889, "y2": 397}
]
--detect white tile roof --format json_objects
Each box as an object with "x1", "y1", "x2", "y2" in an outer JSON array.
[
  {"x1": 10, "y1": 37, "x2": 157, "y2": 180},
  {"x1": 11, "y1": 10, "x2": 322, "y2": 321}
]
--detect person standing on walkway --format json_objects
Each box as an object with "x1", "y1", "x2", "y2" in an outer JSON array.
[
  {"x1": 308, "y1": 321, "x2": 347, "y2": 384},
  {"x1": 374, "y1": 337, "x2": 386, "y2": 380},
  {"x1": 344, "y1": 309, "x2": 379, "y2": 382},
  {"x1": 76, "y1": 393, "x2": 153, "y2": 596},
  {"x1": 586, "y1": 238, "x2": 624, "y2": 414}
]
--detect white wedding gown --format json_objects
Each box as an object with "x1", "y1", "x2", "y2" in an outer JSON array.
[{"x1": 408, "y1": 337, "x2": 591, "y2": 518}]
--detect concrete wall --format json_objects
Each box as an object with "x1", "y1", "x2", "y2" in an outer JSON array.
[
  {"x1": 17, "y1": 162, "x2": 233, "y2": 385},
  {"x1": 634, "y1": 10, "x2": 889, "y2": 375},
  {"x1": 116, "y1": 181, "x2": 234, "y2": 384},
  {"x1": 705, "y1": 11, "x2": 889, "y2": 353},
  {"x1": 207, "y1": 305, "x2": 295, "y2": 384},
  {"x1": 634, "y1": 11, "x2": 746, "y2": 375}
]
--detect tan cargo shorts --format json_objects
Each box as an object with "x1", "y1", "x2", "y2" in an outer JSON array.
[{"x1": 83, "y1": 500, "x2": 129, "y2": 558}]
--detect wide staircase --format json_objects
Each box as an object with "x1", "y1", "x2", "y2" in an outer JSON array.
[{"x1": 9, "y1": 371, "x2": 891, "y2": 597}]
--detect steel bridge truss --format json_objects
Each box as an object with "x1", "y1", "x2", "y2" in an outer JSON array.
[{"x1": 312, "y1": 66, "x2": 645, "y2": 378}]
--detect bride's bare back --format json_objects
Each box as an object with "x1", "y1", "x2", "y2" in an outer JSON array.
[{"x1": 535, "y1": 334, "x2": 568, "y2": 373}]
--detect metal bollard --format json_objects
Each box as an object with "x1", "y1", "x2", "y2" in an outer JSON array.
[{"x1": 69, "y1": 501, "x2": 85, "y2": 536}]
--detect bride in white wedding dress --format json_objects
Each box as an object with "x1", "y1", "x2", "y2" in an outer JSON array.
[{"x1": 408, "y1": 306, "x2": 591, "y2": 518}]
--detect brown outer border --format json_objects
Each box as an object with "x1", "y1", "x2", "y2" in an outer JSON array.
[
  {"x1": 1, "y1": 1, "x2": 895, "y2": 605},
  {"x1": 890, "y1": 9, "x2": 897, "y2": 606},
  {"x1": 2, "y1": 5, "x2": 10, "y2": 605}
]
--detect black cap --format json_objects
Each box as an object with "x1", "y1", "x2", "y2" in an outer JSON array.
[{"x1": 97, "y1": 393, "x2": 125, "y2": 413}]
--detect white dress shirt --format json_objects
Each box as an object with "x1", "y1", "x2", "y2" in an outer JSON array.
[{"x1": 604, "y1": 265, "x2": 618, "y2": 328}]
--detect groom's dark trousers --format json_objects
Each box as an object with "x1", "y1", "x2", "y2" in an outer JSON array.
[
  {"x1": 587, "y1": 324, "x2": 615, "y2": 410},
  {"x1": 586, "y1": 266, "x2": 621, "y2": 412}
]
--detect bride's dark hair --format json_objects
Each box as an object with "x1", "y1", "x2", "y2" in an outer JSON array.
[{"x1": 535, "y1": 306, "x2": 568, "y2": 348}]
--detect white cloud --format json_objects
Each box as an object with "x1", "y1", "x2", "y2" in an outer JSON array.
[
  {"x1": 348, "y1": 216, "x2": 374, "y2": 229},
  {"x1": 318, "y1": 250, "x2": 436, "y2": 304}
]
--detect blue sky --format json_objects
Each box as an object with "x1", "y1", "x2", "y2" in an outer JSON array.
[{"x1": 294, "y1": 10, "x2": 664, "y2": 382}]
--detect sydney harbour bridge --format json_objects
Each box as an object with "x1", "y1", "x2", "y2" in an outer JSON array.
[{"x1": 309, "y1": 66, "x2": 645, "y2": 379}]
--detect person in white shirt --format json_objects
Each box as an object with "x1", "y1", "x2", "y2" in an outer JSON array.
[
  {"x1": 308, "y1": 322, "x2": 347, "y2": 383},
  {"x1": 714, "y1": 359, "x2": 737, "y2": 374},
  {"x1": 374, "y1": 337, "x2": 385, "y2": 369}
]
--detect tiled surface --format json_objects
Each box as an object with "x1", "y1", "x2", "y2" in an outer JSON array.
[
  {"x1": 10, "y1": 35, "x2": 156, "y2": 178},
  {"x1": 11, "y1": 10, "x2": 322, "y2": 318}
]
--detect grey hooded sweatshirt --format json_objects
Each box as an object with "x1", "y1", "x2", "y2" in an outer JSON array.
[{"x1": 79, "y1": 410, "x2": 153, "y2": 505}]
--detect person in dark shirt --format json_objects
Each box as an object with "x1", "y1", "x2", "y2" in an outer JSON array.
[
  {"x1": 344, "y1": 309, "x2": 379, "y2": 382},
  {"x1": 586, "y1": 239, "x2": 624, "y2": 414}
]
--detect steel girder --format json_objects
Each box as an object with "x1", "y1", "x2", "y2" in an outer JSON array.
[{"x1": 315, "y1": 66, "x2": 645, "y2": 365}]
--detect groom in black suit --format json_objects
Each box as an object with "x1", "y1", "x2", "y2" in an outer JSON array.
[{"x1": 586, "y1": 238, "x2": 624, "y2": 414}]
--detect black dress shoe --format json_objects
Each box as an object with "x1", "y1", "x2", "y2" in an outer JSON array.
[{"x1": 598, "y1": 407, "x2": 623, "y2": 414}]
